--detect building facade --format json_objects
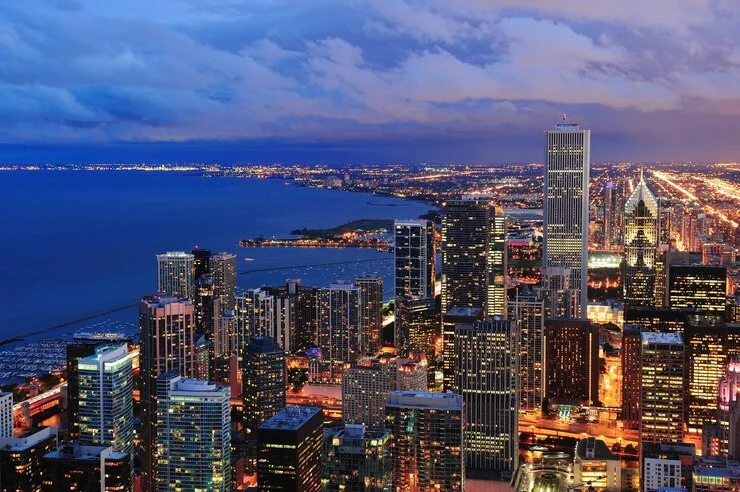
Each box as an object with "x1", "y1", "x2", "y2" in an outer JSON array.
[
  {"x1": 242, "y1": 336, "x2": 286, "y2": 435},
  {"x1": 317, "y1": 283, "x2": 363, "y2": 383},
  {"x1": 156, "y1": 251, "x2": 195, "y2": 300},
  {"x1": 623, "y1": 173, "x2": 659, "y2": 307},
  {"x1": 322, "y1": 424, "x2": 392, "y2": 492},
  {"x1": 543, "y1": 121, "x2": 590, "y2": 318},
  {"x1": 508, "y1": 289, "x2": 545, "y2": 413},
  {"x1": 41, "y1": 443, "x2": 130, "y2": 492},
  {"x1": 355, "y1": 276, "x2": 383, "y2": 355},
  {"x1": 543, "y1": 319, "x2": 599, "y2": 404},
  {"x1": 394, "y1": 219, "x2": 435, "y2": 299}
]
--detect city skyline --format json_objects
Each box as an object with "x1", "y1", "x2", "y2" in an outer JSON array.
[{"x1": 4, "y1": 2, "x2": 740, "y2": 164}]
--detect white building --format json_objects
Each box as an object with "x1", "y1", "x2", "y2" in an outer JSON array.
[
  {"x1": 156, "y1": 251, "x2": 195, "y2": 300},
  {"x1": 0, "y1": 392, "x2": 12, "y2": 438},
  {"x1": 573, "y1": 437, "x2": 621, "y2": 491},
  {"x1": 543, "y1": 120, "x2": 590, "y2": 318}
]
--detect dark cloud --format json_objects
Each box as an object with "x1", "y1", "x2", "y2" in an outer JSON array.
[{"x1": 1, "y1": 0, "x2": 740, "y2": 162}]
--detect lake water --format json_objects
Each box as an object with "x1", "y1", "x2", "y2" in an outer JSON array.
[{"x1": 0, "y1": 171, "x2": 430, "y2": 341}]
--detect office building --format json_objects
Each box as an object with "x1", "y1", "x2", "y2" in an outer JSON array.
[
  {"x1": 573, "y1": 438, "x2": 621, "y2": 492},
  {"x1": 603, "y1": 182, "x2": 614, "y2": 249},
  {"x1": 242, "y1": 336, "x2": 286, "y2": 435},
  {"x1": 317, "y1": 283, "x2": 363, "y2": 383},
  {"x1": 342, "y1": 352, "x2": 428, "y2": 428},
  {"x1": 0, "y1": 392, "x2": 12, "y2": 439},
  {"x1": 356, "y1": 276, "x2": 383, "y2": 354},
  {"x1": 441, "y1": 198, "x2": 507, "y2": 317},
  {"x1": 455, "y1": 319, "x2": 517, "y2": 476},
  {"x1": 624, "y1": 306, "x2": 690, "y2": 334},
  {"x1": 156, "y1": 251, "x2": 195, "y2": 300},
  {"x1": 624, "y1": 172, "x2": 660, "y2": 307},
  {"x1": 395, "y1": 294, "x2": 438, "y2": 361},
  {"x1": 191, "y1": 250, "x2": 237, "y2": 338},
  {"x1": 139, "y1": 295, "x2": 197, "y2": 492},
  {"x1": 668, "y1": 264, "x2": 727, "y2": 317},
  {"x1": 543, "y1": 319, "x2": 599, "y2": 404},
  {"x1": 0, "y1": 426, "x2": 58, "y2": 491},
  {"x1": 156, "y1": 372, "x2": 231, "y2": 492},
  {"x1": 257, "y1": 406, "x2": 323, "y2": 491},
  {"x1": 385, "y1": 391, "x2": 464, "y2": 491},
  {"x1": 394, "y1": 219, "x2": 435, "y2": 299},
  {"x1": 640, "y1": 332, "x2": 685, "y2": 445},
  {"x1": 322, "y1": 424, "x2": 392, "y2": 492},
  {"x1": 642, "y1": 442, "x2": 695, "y2": 492},
  {"x1": 508, "y1": 288, "x2": 545, "y2": 412},
  {"x1": 77, "y1": 344, "x2": 134, "y2": 461},
  {"x1": 540, "y1": 266, "x2": 580, "y2": 319},
  {"x1": 442, "y1": 306, "x2": 483, "y2": 391},
  {"x1": 236, "y1": 288, "x2": 277, "y2": 346},
  {"x1": 621, "y1": 324, "x2": 644, "y2": 430},
  {"x1": 41, "y1": 443, "x2": 130, "y2": 492},
  {"x1": 543, "y1": 120, "x2": 590, "y2": 318}
]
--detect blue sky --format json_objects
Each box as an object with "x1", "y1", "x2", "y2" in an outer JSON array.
[{"x1": 2, "y1": 0, "x2": 740, "y2": 164}]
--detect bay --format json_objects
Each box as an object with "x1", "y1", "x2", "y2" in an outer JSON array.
[{"x1": 0, "y1": 170, "x2": 430, "y2": 341}]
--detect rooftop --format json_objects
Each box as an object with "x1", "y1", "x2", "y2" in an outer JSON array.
[
  {"x1": 386, "y1": 391, "x2": 463, "y2": 411},
  {"x1": 0, "y1": 426, "x2": 56, "y2": 452},
  {"x1": 261, "y1": 406, "x2": 322, "y2": 431},
  {"x1": 641, "y1": 332, "x2": 683, "y2": 345},
  {"x1": 44, "y1": 443, "x2": 128, "y2": 461},
  {"x1": 575, "y1": 438, "x2": 619, "y2": 461},
  {"x1": 445, "y1": 306, "x2": 483, "y2": 318},
  {"x1": 247, "y1": 336, "x2": 284, "y2": 354}
]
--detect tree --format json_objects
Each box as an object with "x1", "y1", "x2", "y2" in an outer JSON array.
[
  {"x1": 624, "y1": 444, "x2": 637, "y2": 455},
  {"x1": 288, "y1": 367, "x2": 308, "y2": 394}
]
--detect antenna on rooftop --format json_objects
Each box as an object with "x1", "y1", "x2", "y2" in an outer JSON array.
[{"x1": 562, "y1": 113, "x2": 567, "y2": 122}]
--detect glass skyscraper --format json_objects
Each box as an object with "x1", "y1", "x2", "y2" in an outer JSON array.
[
  {"x1": 543, "y1": 121, "x2": 590, "y2": 318},
  {"x1": 624, "y1": 172, "x2": 659, "y2": 307},
  {"x1": 156, "y1": 372, "x2": 231, "y2": 492},
  {"x1": 394, "y1": 219, "x2": 435, "y2": 299}
]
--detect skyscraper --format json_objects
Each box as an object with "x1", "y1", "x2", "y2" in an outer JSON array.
[
  {"x1": 603, "y1": 182, "x2": 614, "y2": 250},
  {"x1": 508, "y1": 288, "x2": 545, "y2": 412},
  {"x1": 717, "y1": 357, "x2": 740, "y2": 457},
  {"x1": 192, "y1": 249, "x2": 237, "y2": 338},
  {"x1": 236, "y1": 288, "x2": 276, "y2": 346},
  {"x1": 41, "y1": 443, "x2": 130, "y2": 492},
  {"x1": 65, "y1": 340, "x2": 106, "y2": 441},
  {"x1": 77, "y1": 344, "x2": 134, "y2": 464},
  {"x1": 322, "y1": 424, "x2": 392, "y2": 492},
  {"x1": 0, "y1": 427, "x2": 58, "y2": 491},
  {"x1": 156, "y1": 252, "x2": 195, "y2": 300},
  {"x1": 342, "y1": 353, "x2": 428, "y2": 429},
  {"x1": 624, "y1": 172, "x2": 660, "y2": 307},
  {"x1": 139, "y1": 295, "x2": 197, "y2": 492},
  {"x1": 543, "y1": 120, "x2": 590, "y2": 318},
  {"x1": 621, "y1": 324, "x2": 644, "y2": 430},
  {"x1": 668, "y1": 264, "x2": 727, "y2": 317},
  {"x1": 355, "y1": 276, "x2": 383, "y2": 354},
  {"x1": 317, "y1": 282, "x2": 363, "y2": 383},
  {"x1": 0, "y1": 392, "x2": 12, "y2": 439},
  {"x1": 640, "y1": 332, "x2": 685, "y2": 445},
  {"x1": 543, "y1": 319, "x2": 599, "y2": 404},
  {"x1": 455, "y1": 319, "x2": 517, "y2": 476},
  {"x1": 441, "y1": 198, "x2": 507, "y2": 317},
  {"x1": 156, "y1": 372, "x2": 231, "y2": 492},
  {"x1": 395, "y1": 294, "x2": 438, "y2": 361},
  {"x1": 258, "y1": 406, "x2": 323, "y2": 491},
  {"x1": 242, "y1": 336, "x2": 286, "y2": 435},
  {"x1": 385, "y1": 391, "x2": 465, "y2": 491},
  {"x1": 394, "y1": 219, "x2": 435, "y2": 299},
  {"x1": 442, "y1": 306, "x2": 483, "y2": 391}
]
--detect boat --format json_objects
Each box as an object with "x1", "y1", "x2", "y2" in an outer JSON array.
[{"x1": 244, "y1": 257, "x2": 255, "y2": 261}]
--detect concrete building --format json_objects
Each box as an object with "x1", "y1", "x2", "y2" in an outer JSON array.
[
  {"x1": 668, "y1": 264, "x2": 727, "y2": 317},
  {"x1": 322, "y1": 424, "x2": 392, "y2": 492},
  {"x1": 139, "y1": 295, "x2": 197, "y2": 492},
  {"x1": 624, "y1": 172, "x2": 660, "y2": 308},
  {"x1": 642, "y1": 442, "x2": 695, "y2": 492},
  {"x1": 258, "y1": 406, "x2": 323, "y2": 491},
  {"x1": 640, "y1": 333, "x2": 685, "y2": 446},
  {"x1": 543, "y1": 319, "x2": 599, "y2": 404},
  {"x1": 0, "y1": 426, "x2": 58, "y2": 491},
  {"x1": 508, "y1": 288, "x2": 545, "y2": 413},
  {"x1": 385, "y1": 391, "x2": 465, "y2": 491},
  {"x1": 317, "y1": 282, "x2": 363, "y2": 383},
  {"x1": 342, "y1": 352, "x2": 427, "y2": 429},
  {"x1": 573, "y1": 438, "x2": 621, "y2": 492},
  {"x1": 355, "y1": 276, "x2": 383, "y2": 355},
  {"x1": 394, "y1": 294, "x2": 438, "y2": 361},
  {"x1": 543, "y1": 120, "x2": 590, "y2": 318},
  {"x1": 41, "y1": 443, "x2": 130, "y2": 492},
  {"x1": 156, "y1": 251, "x2": 195, "y2": 300},
  {"x1": 455, "y1": 319, "x2": 517, "y2": 477},
  {"x1": 442, "y1": 306, "x2": 483, "y2": 391},
  {"x1": 156, "y1": 372, "x2": 231, "y2": 491},
  {"x1": 242, "y1": 336, "x2": 286, "y2": 435},
  {"x1": 0, "y1": 392, "x2": 12, "y2": 439}
]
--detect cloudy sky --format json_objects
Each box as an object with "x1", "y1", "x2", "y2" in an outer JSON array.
[{"x1": 2, "y1": 0, "x2": 740, "y2": 164}]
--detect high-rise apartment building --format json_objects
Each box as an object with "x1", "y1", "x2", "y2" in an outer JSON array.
[
  {"x1": 77, "y1": 344, "x2": 134, "y2": 463},
  {"x1": 156, "y1": 372, "x2": 231, "y2": 492},
  {"x1": 139, "y1": 295, "x2": 197, "y2": 492},
  {"x1": 355, "y1": 276, "x2": 383, "y2": 354},
  {"x1": 41, "y1": 443, "x2": 130, "y2": 492},
  {"x1": 394, "y1": 219, "x2": 435, "y2": 299},
  {"x1": 322, "y1": 424, "x2": 392, "y2": 492},
  {"x1": 543, "y1": 121, "x2": 590, "y2": 318},
  {"x1": 317, "y1": 282, "x2": 363, "y2": 383},
  {"x1": 603, "y1": 182, "x2": 614, "y2": 250},
  {"x1": 442, "y1": 306, "x2": 483, "y2": 391},
  {"x1": 236, "y1": 288, "x2": 277, "y2": 345},
  {"x1": 242, "y1": 336, "x2": 286, "y2": 435},
  {"x1": 65, "y1": 340, "x2": 106, "y2": 441},
  {"x1": 342, "y1": 352, "x2": 428, "y2": 428},
  {"x1": 192, "y1": 249, "x2": 237, "y2": 338},
  {"x1": 395, "y1": 294, "x2": 438, "y2": 361},
  {"x1": 257, "y1": 406, "x2": 323, "y2": 491},
  {"x1": 668, "y1": 264, "x2": 727, "y2": 317},
  {"x1": 543, "y1": 319, "x2": 599, "y2": 404},
  {"x1": 508, "y1": 288, "x2": 545, "y2": 412},
  {"x1": 621, "y1": 324, "x2": 644, "y2": 430},
  {"x1": 385, "y1": 391, "x2": 465, "y2": 491},
  {"x1": 156, "y1": 251, "x2": 195, "y2": 300},
  {"x1": 441, "y1": 198, "x2": 507, "y2": 317},
  {"x1": 624, "y1": 173, "x2": 659, "y2": 307},
  {"x1": 640, "y1": 332, "x2": 685, "y2": 445},
  {"x1": 455, "y1": 319, "x2": 517, "y2": 476},
  {"x1": 0, "y1": 392, "x2": 12, "y2": 439}
]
